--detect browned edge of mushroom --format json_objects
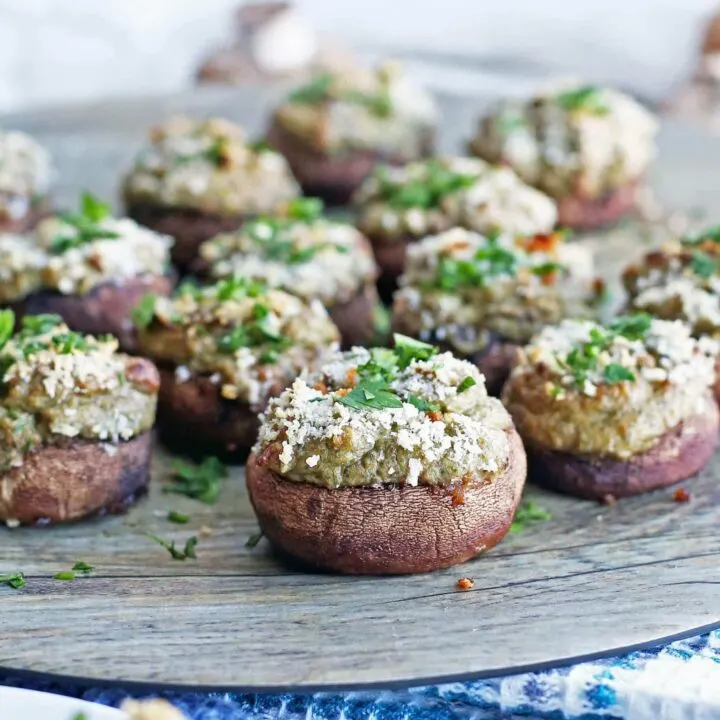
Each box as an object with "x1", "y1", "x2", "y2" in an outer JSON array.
[
  {"x1": 246, "y1": 427, "x2": 527, "y2": 575},
  {"x1": 554, "y1": 180, "x2": 640, "y2": 231},
  {"x1": 329, "y1": 282, "x2": 379, "y2": 348},
  {"x1": 0, "y1": 431, "x2": 153, "y2": 525}
]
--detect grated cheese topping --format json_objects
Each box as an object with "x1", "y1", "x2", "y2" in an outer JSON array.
[
  {"x1": 123, "y1": 116, "x2": 300, "y2": 215},
  {"x1": 392, "y1": 226, "x2": 604, "y2": 351},
  {"x1": 200, "y1": 215, "x2": 377, "y2": 305},
  {"x1": 470, "y1": 84, "x2": 658, "y2": 199},
  {"x1": 274, "y1": 62, "x2": 437, "y2": 156},
  {"x1": 254, "y1": 347, "x2": 513, "y2": 488},
  {"x1": 623, "y1": 233, "x2": 720, "y2": 336},
  {"x1": 137, "y1": 279, "x2": 340, "y2": 408},
  {"x1": 0, "y1": 234, "x2": 47, "y2": 302},
  {"x1": 354, "y1": 156, "x2": 557, "y2": 242},
  {"x1": 0, "y1": 129, "x2": 52, "y2": 220}
]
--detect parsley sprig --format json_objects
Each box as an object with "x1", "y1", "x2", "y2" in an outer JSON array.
[
  {"x1": 52, "y1": 192, "x2": 120, "y2": 254},
  {"x1": 434, "y1": 236, "x2": 519, "y2": 291},
  {"x1": 0, "y1": 571, "x2": 26, "y2": 589},
  {"x1": 289, "y1": 74, "x2": 393, "y2": 117},
  {"x1": 147, "y1": 533, "x2": 198, "y2": 561},
  {"x1": 555, "y1": 85, "x2": 609, "y2": 115},
  {"x1": 375, "y1": 160, "x2": 477, "y2": 209},
  {"x1": 165, "y1": 457, "x2": 227, "y2": 504},
  {"x1": 556, "y1": 314, "x2": 653, "y2": 390}
]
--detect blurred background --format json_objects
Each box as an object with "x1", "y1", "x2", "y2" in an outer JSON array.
[{"x1": 2, "y1": 0, "x2": 720, "y2": 121}]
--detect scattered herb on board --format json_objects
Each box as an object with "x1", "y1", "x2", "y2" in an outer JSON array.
[
  {"x1": 165, "y1": 457, "x2": 227, "y2": 504},
  {"x1": 147, "y1": 533, "x2": 198, "y2": 561},
  {"x1": 52, "y1": 191, "x2": 121, "y2": 253},
  {"x1": 53, "y1": 571, "x2": 76, "y2": 581},
  {"x1": 73, "y1": 561, "x2": 94, "y2": 575},
  {"x1": 167, "y1": 510, "x2": 191, "y2": 524},
  {"x1": 456, "y1": 577, "x2": 475, "y2": 591},
  {"x1": 555, "y1": 85, "x2": 609, "y2": 115},
  {"x1": 245, "y1": 531, "x2": 264, "y2": 549},
  {"x1": 375, "y1": 159, "x2": 477, "y2": 209},
  {"x1": 0, "y1": 571, "x2": 26, "y2": 590},
  {"x1": 131, "y1": 293, "x2": 158, "y2": 329},
  {"x1": 509, "y1": 500, "x2": 551, "y2": 534}
]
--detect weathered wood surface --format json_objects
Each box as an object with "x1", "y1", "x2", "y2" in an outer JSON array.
[{"x1": 0, "y1": 90, "x2": 719, "y2": 690}]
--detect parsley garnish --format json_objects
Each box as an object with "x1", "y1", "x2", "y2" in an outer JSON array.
[
  {"x1": 375, "y1": 160, "x2": 477, "y2": 209},
  {"x1": 682, "y1": 225, "x2": 720, "y2": 245},
  {"x1": 406, "y1": 394, "x2": 441, "y2": 413},
  {"x1": 393, "y1": 334, "x2": 438, "y2": 369},
  {"x1": 690, "y1": 250, "x2": 718, "y2": 279},
  {"x1": 245, "y1": 531, "x2": 264, "y2": 548},
  {"x1": 165, "y1": 457, "x2": 227, "y2": 504},
  {"x1": 457, "y1": 376, "x2": 477, "y2": 393},
  {"x1": 52, "y1": 192, "x2": 120, "y2": 253},
  {"x1": 131, "y1": 293, "x2": 158, "y2": 330},
  {"x1": 336, "y1": 377, "x2": 404, "y2": 411},
  {"x1": 603, "y1": 363, "x2": 636, "y2": 384},
  {"x1": 53, "y1": 571, "x2": 76, "y2": 581},
  {"x1": 51, "y1": 332, "x2": 91, "y2": 354},
  {"x1": 0, "y1": 309, "x2": 14, "y2": 352},
  {"x1": 19, "y1": 313, "x2": 62, "y2": 337},
  {"x1": 0, "y1": 571, "x2": 25, "y2": 589},
  {"x1": 555, "y1": 85, "x2": 609, "y2": 115},
  {"x1": 289, "y1": 74, "x2": 393, "y2": 117},
  {"x1": 434, "y1": 239, "x2": 518, "y2": 291},
  {"x1": 147, "y1": 533, "x2": 198, "y2": 560},
  {"x1": 530, "y1": 261, "x2": 564, "y2": 277},
  {"x1": 167, "y1": 510, "x2": 190, "y2": 524},
  {"x1": 509, "y1": 500, "x2": 551, "y2": 534},
  {"x1": 72, "y1": 562, "x2": 94, "y2": 575},
  {"x1": 72, "y1": 714, "x2": 89, "y2": 720},
  {"x1": 215, "y1": 276, "x2": 264, "y2": 301},
  {"x1": 289, "y1": 73, "x2": 334, "y2": 103},
  {"x1": 285, "y1": 197, "x2": 324, "y2": 222}
]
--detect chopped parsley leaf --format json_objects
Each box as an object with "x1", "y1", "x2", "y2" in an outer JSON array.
[
  {"x1": 393, "y1": 334, "x2": 438, "y2": 369},
  {"x1": 682, "y1": 224, "x2": 720, "y2": 245},
  {"x1": 167, "y1": 510, "x2": 190, "y2": 524},
  {"x1": 72, "y1": 562, "x2": 94, "y2": 575},
  {"x1": 245, "y1": 531, "x2": 264, "y2": 548},
  {"x1": 336, "y1": 377, "x2": 404, "y2": 411},
  {"x1": 52, "y1": 192, "x2": 120, "y2": 253},
  {"x1": 406, "y1": 394, "x2": 441, "y2": 413},
  {"x1": 54, "y1": 571, "x2": 75, "y2": 581},
  {"x1": 604, "y1": 363, "x2": 636, "y2": 384},
  {"x1": 457, "y1": 376, "x2": 477, "y2": 393},
  {"x1": 289, "y1": 73, "x2": 334, "y2": 103},
  {"x1": 0, "y1": 309, "x2": 14, "y2": 352},
  {"x1": 147, "y1": 533, "x2": 198, "y2": 560},
  {"x1": 131, "y1": 293, "x2": 158, "y2": 329},
  {"x1": 555, "y1": 85, "x2": 609, "y2": 115},
  {"x1": 165, "y1": 457, "x2": 227, "y2": 504},
  {"x1": 690, "y1": 250, "x2": 718, "y2": 279},
  {"x1": 19, "y1": 313, "x2": 62, "y2": 337},
  {"x1": 509, "y1": 500, "x2": 551, "y2": 534},
  {"x1": 0, "y1": 571, "x2": 25, "y2": 589}
]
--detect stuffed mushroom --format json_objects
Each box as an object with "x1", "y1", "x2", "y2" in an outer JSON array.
[
  {"x1": 134, "y1": 276, "x2": 340, "y2": 456},
  {"x1": 502, "y1": 315, "x2": 719, "y2": 500},
  {"x1": 0, "y1": 192, "x2": 174, "y2": 353},
  {"x1": 0, "y1": 128, "x2": 52, "y2": 233},
  {"x1": 622, "y1": 225, "x2": 720, "y2": 401},
  {"x1": 469, "y1": 85, "x2": 658, "y2": 229},
  {"x1": 197, "y1": 197, "x2": 379, "y2": 347},
  {"x1": 392, "y1": 227, "x2": 605, "y2": 395},
  {"x1": 267, "y1": 63, "x2": 437, "y2": 204},
  {"x1": 123, "y1": 116, "x2": 300, "y2": 271},
  {"x1": 0, "y1": 312, "x2": 159, "y2": 525},
  {"x1": 354, "y1": 156, "x2": 557, "y2": 296},
  {"x1": 247, "y1": 335, "x2": 527, "y2": 575}
]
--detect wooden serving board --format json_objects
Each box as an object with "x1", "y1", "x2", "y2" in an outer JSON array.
[{"x1": 0, "y1": 88, "x2": 719, "y2": 691}]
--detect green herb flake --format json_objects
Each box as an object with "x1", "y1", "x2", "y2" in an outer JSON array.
[
  {"x1": 72, "y1": 713, "x2": 89, "y2": 720},
  {"x1": 289, "y1": 74, "x2": 333, "y2": 104},
  {"x1": 131, "y1": 293, "x2": 158, "y2": 330},
  {"x1": 509, "y1": 500, "x2": 551, "y2": 534},
  {"x1": 53, "y1": 571, "x2": 76, "y2": 581},
  {"x1": 0, "y1": 571, "x2": 26, "y2": 589},
  {"x1": 690, "y1": 250, "x2": 718, "y2": 279},
  {"x1": 556, "y1": 85, "x2": 609, "y2": 115},
  {"x1": 167, "y1": 510, "x2": 190, "y2": 524},
  {"x1": 457, "y1": 376, "x2": 477, "y2": 393},
  {"x1": 286, "y1": 197, "x2": 324, "y2": 222},
  {"x1": 603, "y1": 363, "x2": 636, "y2": 384},
  {"x1": 682, "y1": 224, "x2": 720, "y2": 245},
  {"x1": 72, "y1": 562, "x2": 94, "y2": 575},
  {"x1": 245, "y1": 531, "x2": 264, "y2": 549},
  {"x1": 336, "y1": 377, "x2": 404, "y2": 411},
  {"x1": 147, "y1": 533, "x2": 198, "y2": 561},
  {"x1": 52, "y1": 192, "x2": 120, "y2": 253},
  {"x1": 20, "y1": 313, "x2": 62, "y2": 337},
  {"x1": 406, "y1": 394, "x2": 441, "y2": 413},
  {"x1": 0, "y1": 309, "x2": 14, "y2": 351},
  {"x1": 165, "y1": 456, "x2": 227, "y2": 504},
  {"x1": 393, "y1": 334, "x2": 438, "y2": 369}
]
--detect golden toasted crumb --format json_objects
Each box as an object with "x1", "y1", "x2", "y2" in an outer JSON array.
[
  {"x1": 456, "y1": 577, "x2": 474, "y2": 591},
  {"x1": 121, "y1": 698, "x2": 187, "y2": 720},
  {"x1": 198, "y1": 525, "x2": 214, "y2": 538}
]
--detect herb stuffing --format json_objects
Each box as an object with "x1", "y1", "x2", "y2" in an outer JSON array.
[{"x1": 51, "y1": 192, "x2": 120, "y2": 254}]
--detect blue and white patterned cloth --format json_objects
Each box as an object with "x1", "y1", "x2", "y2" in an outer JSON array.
[{"x1": 4, "y1": 630, "x2": 720, "y2": 720}]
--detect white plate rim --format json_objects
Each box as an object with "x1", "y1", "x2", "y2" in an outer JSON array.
[{"x1": 0, "y1": 686, "x2": 125, "y2": 720}]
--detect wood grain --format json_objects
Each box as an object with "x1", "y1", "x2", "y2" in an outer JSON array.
[{"x1": 0, "y1": 91, "x2": 718, "y2": 690}]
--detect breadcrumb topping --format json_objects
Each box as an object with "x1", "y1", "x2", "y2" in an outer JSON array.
[
  {"x1": 136, "y1": 278, "x2": 340, "y2": 407},
  {"x1": 200, "y1": 210, "x2": 377, "y2": 305},
  {"x1": 470, "y1": 84, "x2": 658, "y2": 199},
  {"x1": 123, "y1": 116, "x2": 299, "y2": 215},
  {"x1": 254, "y1": 344, "x2": 513, "y2": 488},
  {"x1": 355, "y1": 156, "x2": 557, "y2": 241},
  {"x1": 392, "y1": 227, "x2": 603, "y2": 351},
  {"x1": 275, "y1": 62, "x2": 437, "y2": 156}
]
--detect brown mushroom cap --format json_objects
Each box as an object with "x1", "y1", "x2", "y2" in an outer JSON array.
[
  {"x1": 327, "y1": 282, "x2": 378, "y2": 348},
  {"x1": 20, "y1": 274, "x2": 174, "y2": 353},
  {"x1": 246, "y1": 427, "x2": 527, "y2": 575},
  {"x1": 126, "y1": 203, "x2": 247, "y2": 272},
  {"x1": 0, "y1": 432, "x2": 153, "y2": 525},
  {"x1": 526, "y1": 395, "x2": 719, "y2": 500}
]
